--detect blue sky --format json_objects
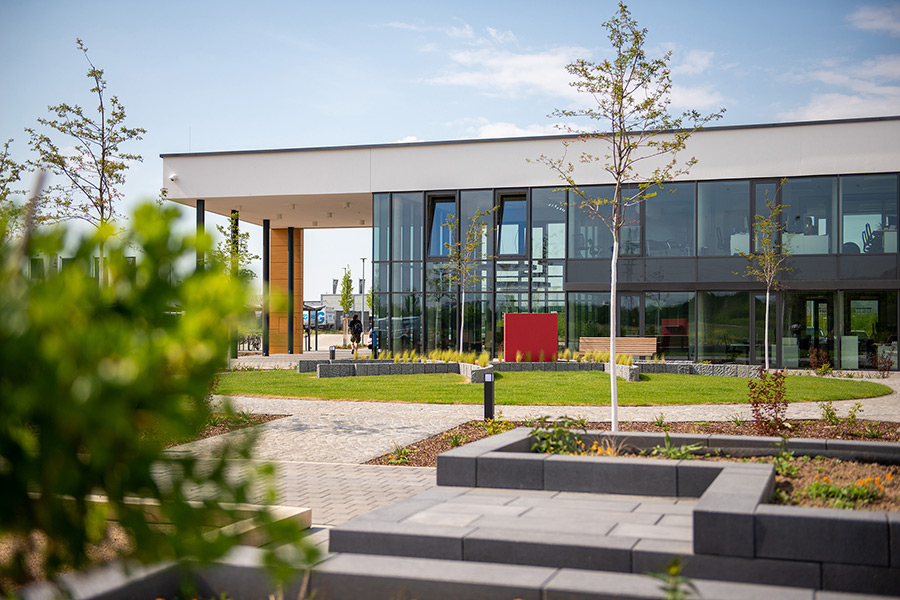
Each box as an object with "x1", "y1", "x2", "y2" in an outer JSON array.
[{"x1": 1, "y1": 0, "x2": 898, "y2": 298}]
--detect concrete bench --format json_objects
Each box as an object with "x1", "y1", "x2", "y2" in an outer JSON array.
[{"x1": 579, "y1": 336, "x2": 657, "y2": 356}]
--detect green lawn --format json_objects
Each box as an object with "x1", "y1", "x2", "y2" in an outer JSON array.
[{"x1": 214, "y1": 371, "x2": 892, "y2": 406}]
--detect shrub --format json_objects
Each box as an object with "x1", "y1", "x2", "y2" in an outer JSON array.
[
  {"x1": 808, "y1": 347, "x2": 830, "y2": 371},
  {"x1": 748, "y1": 367, "x2": 787, "y2": 435},
  {"x1": 476, "y1": 351, "x2": 490, "y2": 367},
  {"x1": 0, "y1": 205, "x2": 315, "y2": 593},
  {"x1": 529, "y1": 416, "x2": 588, "y2": 454}
]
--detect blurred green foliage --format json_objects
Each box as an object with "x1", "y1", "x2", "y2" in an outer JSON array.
[{"x1": 0, "y1": 204, "x2": 315, "y2": 593}]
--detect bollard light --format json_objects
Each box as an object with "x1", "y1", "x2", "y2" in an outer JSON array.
[
  {"x1": 483, "y1": 372, "x2": 494, "y2": 421},
  {"x1": 329, "y1": 345, "x2": 336, "y2": 360}
]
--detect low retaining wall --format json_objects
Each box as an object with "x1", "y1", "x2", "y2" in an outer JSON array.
[
  {"x1": 308, "y1": 359, "x2": 641, "y2": 382},
  {"x1": 436, "y1": 428, "x2": 900, "y2": 594},
  {"x1": 637, "y1": 360, "x2": 761, "y2": 378}
]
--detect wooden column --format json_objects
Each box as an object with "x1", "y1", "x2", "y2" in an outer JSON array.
[{"x1": 269, "y1": 228, "x2": 303, "y2": 353}]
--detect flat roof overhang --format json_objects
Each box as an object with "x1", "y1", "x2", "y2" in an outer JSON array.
[{"x1": 160, "y1": 116, "x2": 900, "y2": 228}]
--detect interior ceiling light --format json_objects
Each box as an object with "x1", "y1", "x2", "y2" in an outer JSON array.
[
  {"x1": 276, "y1": 213, "x2": 283, "y2": 220},
  {"x1": 312, "y1": 220, "x2": 318, "y2": 226},
  {"x1": 327, "y1": 212, "x2": 333, "y2": 218},
  {"x1": 359, "y1": 219, "x2": 366, "y2": 225},
  {"x1": 344, "y1": 202, "x2": 351, "y2": 208}
]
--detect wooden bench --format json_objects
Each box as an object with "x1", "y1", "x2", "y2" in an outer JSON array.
[{"x1": 579, "y1": 337, "x2": 657, "y2": 356}]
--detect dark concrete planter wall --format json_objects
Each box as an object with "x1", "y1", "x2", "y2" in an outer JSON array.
[{"x1": 436, "y1": 428, "x2": 900, "y2": 591}]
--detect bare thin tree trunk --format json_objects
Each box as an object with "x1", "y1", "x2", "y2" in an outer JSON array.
[
  {"x1": 609, "y1": 235, "x2": 619, "y2": 432},
  {"x1": 764, "y1": 289, "x2": 771, "y2": 370},
  {"x1": 459, "y1": 287, "x2": 465, "y2": 354}
]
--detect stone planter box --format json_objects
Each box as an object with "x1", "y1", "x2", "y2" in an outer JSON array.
[{"x1": 436, "y1": 428, "x2": 900, "y2": 594}]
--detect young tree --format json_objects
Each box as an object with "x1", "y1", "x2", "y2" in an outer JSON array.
[
  {"x1": 0, "y1": 139, "x2": 25, "y2": 240},
  {"x1": 535, "y1": 2, "x2": 723, "y2": 431},
  {"x1": 208, "y1": 214, "x2": 260, "y2": 282},
  {"x1": 26, "y1": 39, "x2": 145, "y2": 285},
  {"x1": 738, "y1": 188, "x2": 791, "y2": 370},
  {"x1": 339, "y1": 265, "x2": 353, "y2": 345},
  {"x1": 443, "y1": 208, "x2": 495, "y2": 353},
  {"x1": 26, "y1": 39, "x2": 145, "y2": 228}
]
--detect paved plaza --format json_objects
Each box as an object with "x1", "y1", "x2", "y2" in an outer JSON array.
[{"x1": 169, "y1": 357, "x2": 900, "y2": 539}]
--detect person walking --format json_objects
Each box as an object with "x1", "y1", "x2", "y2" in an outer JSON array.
[{"x1": 349, "y1": 314, "x2": 363, "y2": 353}]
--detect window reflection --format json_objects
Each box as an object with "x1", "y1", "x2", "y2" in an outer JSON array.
[
  {"x1": 841, "y1": 174, "x2": 898, "y2": 254},
  {"x1": 498, "y1": 193, "x2": 527, "y2": 255},
  {"x1": 427, "y1": 196, "x2": 456, "y2": 257},
  {"x1": 645, "y1": 183, "x2": 695, "y2": 257},
  {"x1": 698, "y1": 181, "x2": 750, "y2": 256},
  {"x1": 568, "y1": 186, "x2": 640, "y2": 258},
  {"x1": 782, "y1": 177, "x2": 837, "y2": 255},
  {"x1": 532, "y1": 188, "x2": 566, "y2": 259}
]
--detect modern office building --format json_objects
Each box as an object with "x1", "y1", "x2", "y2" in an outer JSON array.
[{"x1": 161, "y1": 116, "x2": 900, "y2": 369}]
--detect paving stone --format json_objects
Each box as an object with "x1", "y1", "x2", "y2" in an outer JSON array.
[
  {"x1": 544, "y1": 455, "x2": 679, "y2": 496},
  {"x1": 464, "y1": 526, "x2": 636, "y2": 570},
  {"x1": 328, "y1": 520, "x2": 473, "y2": 560},
  {"x1": 310, "y1": 553, "x2": 553, "y2": 600}
]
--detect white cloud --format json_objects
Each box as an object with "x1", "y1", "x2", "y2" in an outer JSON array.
[
  {"x1": 394, "y1": 135, "x2": 422, "y2": 143},
  {"x1": 848, "y1": 5, "x2": 900, "y2": 37},
  {"x1": 447, "y1": 23, "x2": 475, "y2": 39},
  {"x1": 469, "y1": 121, "x2": 564, "y2": 138},
  {"x1": 384, "y1": 21, "x2": 428, "y2": 33},
  {"x1": 672, "y1": 49, "x2": 714, "y2": 76},
  {"x1": 486, "y1": 27, "x2": 517, "y2": 45},
  {"x1": 778, "y1": 54, "x2": 900, "y2": 121},
  {"x1": 428, "y1": 46, "x2": 587, "y2": 99},
  {"x1": 670, "y1": 84, "x2": 727, "y2": 110}
]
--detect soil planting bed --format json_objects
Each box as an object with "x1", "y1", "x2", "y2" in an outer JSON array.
[{"x1": 366, "y1": 419, "x2": 900, "y2": 512}]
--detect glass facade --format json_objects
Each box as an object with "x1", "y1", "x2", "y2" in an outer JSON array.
[
  {"x1": 841, "y1": 174, "x2": 898, "y2": 254},
  {"x1": 645, "y1": 183, "x2": 695, "y2": 257},
  {"x1": 782, "y1": 177, "x2": 838, "y2": 255},
  {"x1": 697, "y1": 291, "x2": 750, "y2": 363},
  {"x1": 646, "y1": 292, "x2": 695, "y2": 360},
  {"x1": 698, "y1": 181, "x2": 750, "y2": 256},
  {"x1": 372, "y1": 170, "x2": 899, "y2": 368}
]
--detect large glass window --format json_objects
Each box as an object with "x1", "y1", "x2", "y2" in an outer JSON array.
[
  {"x1": 463, "y1": 294, "x2": 494, "y2": 354},
  {"x1": 841, "y1": 174, "x2": 898, "y2": 254},
  {"x1": 620, "y1": 295, "x2": 641, "y2": 337},
  {"x1": 496, "y1": 261, "x2": 529, "y2": 291},
  {"x1": 392, "y1": 262, "x2": 422, "y2": 293},
  {"x1": 531, "y1": 188, "x2": 565, "y2": 259},
  {"x1": 646, "y1": 292, "x2": 695, "y2": 359},
  {"x1": 645, "y1": 183, "x2": 695, "y2": 257},
  {"x1": 391, "y1": 293, "x2": 422, "y2": 353},
  {"x1": 530, "y1": 260, "x2": 564, "y2": 292},
  {"x1": 427, "y1": 195, "x2": 456, "y2": 257},
  {"x1": 460, "y1": 190, "x2": 494, "y2": 260},
  {"x1": 841, "y1": 291, "x2": 898, "y2": 370},
  {"x1": 391, "y1": 192, "x2": 423, "y2": 261},
  {"x1": 373, "y1": 193, "x2": 390, "y2": 261},
  {"x1": 783, "y1": 291, "x2": 835, "y2": 368},
  {"x1": 372, "y1": 262, "x2": 389, "y2": 294},
  {"x1": 372, "y1": 293, "x2": 390, "y2": 352},
  {"x1": 567, "y1": 293, "x2": 611, "y2": 349},
  {"x1": 532, "y1": 292, "x2": 565, "y2": 349},
  {"x1": 752, "y1": 181, "x2": 779, "y2": 252},
  {"x1": 697, "y1": 291, "x2": 750, "y2": 363},
  {"x1": 568, "y1": 186, "x2": 640, "y2": 258},
  {"x1": 698, "y1": 181, "x2": 750, "y2": 256},
  {"x1": 782, "y1": 177, "x2": 837, "y2": 255},
  {"x1": 497, "y1": 193, "x2": 527, "y2": 255},
  {"x1": 425, "y1": 294, "x2": 457, "y2": 352}
]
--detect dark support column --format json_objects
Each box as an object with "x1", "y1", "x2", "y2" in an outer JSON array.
[
  {"x1": 230, "y1": 210, "x2": 239, "y2": 359},
  {"x1": 262, "y1": 219, "x2": 270, "y2": 356},
  {"x1": 196, "y1": 199, "x2": 205, "y2": 271},
  {"x1": 287, "y1": 227, "x2": 295, "y2": 354}
]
